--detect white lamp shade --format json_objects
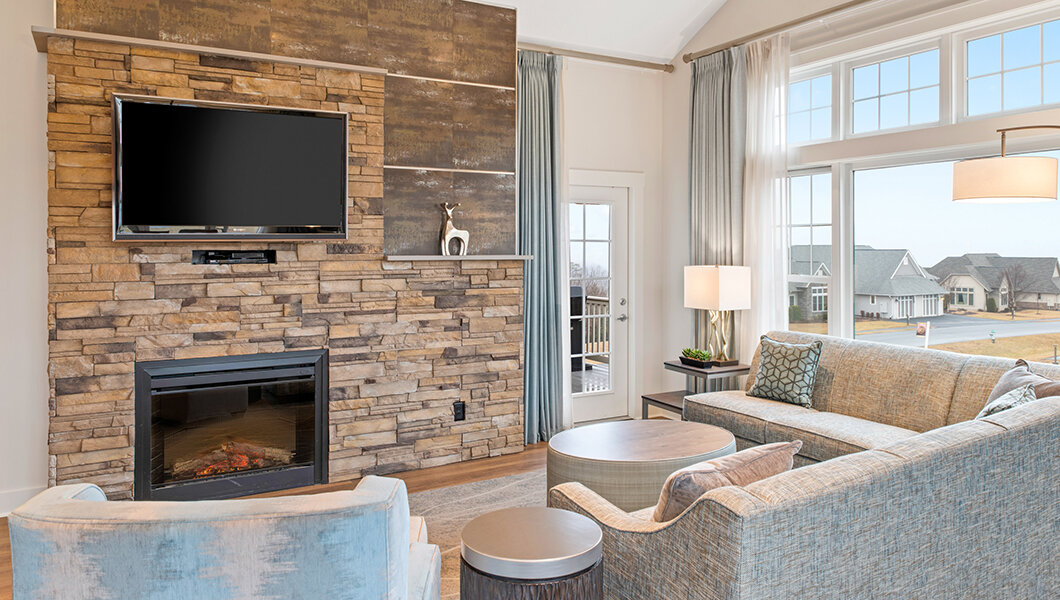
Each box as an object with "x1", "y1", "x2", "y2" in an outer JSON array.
[
  {"x1": 953, "y1": 156, "x2": 1058, "y2": 203},
  {"x1": 684, "y1": 265, "x2": 751, "y2": 311}
]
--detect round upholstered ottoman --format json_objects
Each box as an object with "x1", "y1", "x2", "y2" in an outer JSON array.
[
  {"x1": 547, "y1": 419, "x2": 736, "y2": 511},
  {"x1": 459, "y1": 507, "x2": 602, "y2": 600}
]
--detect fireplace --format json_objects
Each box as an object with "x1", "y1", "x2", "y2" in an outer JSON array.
[{"x1": 134, "y1": 349, "x2": 328, "y2": 501}]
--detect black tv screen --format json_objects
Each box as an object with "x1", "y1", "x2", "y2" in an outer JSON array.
[{"x1": 113, "y1": 95, "x2": 347, "y2": 240}]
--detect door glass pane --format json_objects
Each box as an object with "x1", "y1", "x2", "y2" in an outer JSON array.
[
  {"x1": 569, "y1": 204, "x2": 584, "y2": 239},
  {"x1": 852, "y1": 150, "x2": 1060, "y2": 361},
  {"x1": 568, "y1": 202, "x2": 613, "y2": 395}
]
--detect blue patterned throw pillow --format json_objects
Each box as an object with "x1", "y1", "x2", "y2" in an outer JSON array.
[
  {"x1": 747, "y1": 336, "x2": 823, "y2": 408},
  {"x1": 976, "y1": 383, "x2": 1036, "y2": 419}
]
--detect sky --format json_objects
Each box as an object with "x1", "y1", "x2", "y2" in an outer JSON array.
[{"x1": 853, "y1": 149, "x2": 1060, "y2": 267}]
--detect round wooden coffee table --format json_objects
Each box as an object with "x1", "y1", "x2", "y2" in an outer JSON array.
[
  {"x1": 460, "y1": 507, "x2": 602, "y2": 599},
  {"x1": 547, "y1": 419, "x2": 736, "y2": 511}
]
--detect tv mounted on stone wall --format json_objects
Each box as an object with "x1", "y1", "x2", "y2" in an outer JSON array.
[{"x1": 112, "y1": 94, "x2": 348, "y2": 240}]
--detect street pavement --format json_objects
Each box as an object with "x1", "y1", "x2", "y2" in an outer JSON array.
[{"x1": 857, "y1": 313, "x2": 1060, "y2": 348}]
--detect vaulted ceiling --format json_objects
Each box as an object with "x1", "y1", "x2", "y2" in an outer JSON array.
[{"x1": 502, "y1": 0, "x2": 729, "y2": 64}]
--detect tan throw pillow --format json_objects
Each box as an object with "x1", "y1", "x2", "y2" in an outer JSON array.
[
  {"x1": 986, "y1": 359, "x2": 1060, "y2": 404},
  {"x1": 651, "y1": 440, "x2": 802, "y2": 522}
]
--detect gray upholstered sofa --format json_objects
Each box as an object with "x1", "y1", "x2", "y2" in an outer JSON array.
[
  {"x1": 685, "y1": 330, "x2": 1060, "y2": 465},
  {"x1": 9, "y1": 475, "x2": 440, "y2": 600},
  {"x1": 549, "y1": 331, "x2": 1060, "y2": 599}
]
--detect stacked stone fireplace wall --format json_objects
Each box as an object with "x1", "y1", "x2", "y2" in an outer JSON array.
[{"x1": 45, "y1": 37, "x2": 525, "y2": 499}]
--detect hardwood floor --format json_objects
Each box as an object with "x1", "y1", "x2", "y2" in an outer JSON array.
[{"x1": 0, "y1": 443, "x2": 546, "y2": 599}]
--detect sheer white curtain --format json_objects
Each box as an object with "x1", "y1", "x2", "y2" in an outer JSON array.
[{"x1": 739, "y1": 34, "x2": 790, "y2": 363}]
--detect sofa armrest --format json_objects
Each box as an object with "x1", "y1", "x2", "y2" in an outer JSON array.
[
  {"x1": 408, "y1": 542, "x2": 441, "y2": 600},
  {"x1": 547, "y1": 482, "x2": 666, "y2": 534}
]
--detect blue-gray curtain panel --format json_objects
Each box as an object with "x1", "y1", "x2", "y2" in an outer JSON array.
[
  {"x1": 517, "y1": 51, "x2": 564, "y2": 444},
  {"x1": 689, "y1": 48, "x2": 747, "y2": 355}
]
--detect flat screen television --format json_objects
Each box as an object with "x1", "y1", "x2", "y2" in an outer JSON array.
[{"x1": 112, "y1": 94, "x2": 348, "y2": 240}]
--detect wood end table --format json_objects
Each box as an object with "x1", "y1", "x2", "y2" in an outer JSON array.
[{"x1": 641, "y1": 361, "x2": 751, "y2": 419}]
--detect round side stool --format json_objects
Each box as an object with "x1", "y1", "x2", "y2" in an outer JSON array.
[{"x1": 459, "y1": 506, "x2": 602, "y2": 599}]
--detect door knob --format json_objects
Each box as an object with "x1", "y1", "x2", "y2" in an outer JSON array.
[{"x1": 617, "y1": 314, "x2": 628, "y2": 322}]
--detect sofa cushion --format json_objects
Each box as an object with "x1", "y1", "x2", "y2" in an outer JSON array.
[
  {"x1": 763, "y1": 409, "x2": 918, "y2": 462},
  {"x1": 946, "y1": 355, "x2": 1020, "y2": 424},
  {"x1": 827, "y1": 342, "x2": 965, "y2": 432},
  {"x1": 747, "y1": 336, "x2": 823, "y2": 408},
  {"x1": 684, "y1": 390, "x2": 818, "y2": 444},
  {"x1": 652, "y1": 441, "x2": 802, "y2": 522},
  {"x1": 977, "y1": 384, "x2": 1037, "y2": 419}
]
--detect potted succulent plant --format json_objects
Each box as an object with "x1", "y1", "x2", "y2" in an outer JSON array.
[{"x1": 679, "y1": 348, "x2": 713, "y2": 369}]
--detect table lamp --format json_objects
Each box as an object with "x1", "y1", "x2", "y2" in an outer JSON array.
[{"x1": 684, "y1": 265, "x2": 751, "y2": 366}]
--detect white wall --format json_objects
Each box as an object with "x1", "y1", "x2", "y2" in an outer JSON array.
[
  {"x1": 0, "y1": 0, "x2": 52, "y2": 515},
  {"x1": 561, "y1": 58, "x2": 685, "y2": 403}
]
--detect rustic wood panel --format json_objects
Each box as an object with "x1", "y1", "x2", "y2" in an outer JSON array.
[
  {"x1": 45, "y1": 37, "x2": 524, "y2": 500},
  {"x1": 56, "y1": 0, "x2": 515, "y2": 87},
  {"x1": 385, "y1": 77, "x2": 515, "y2": 172},
  {"x1": 158, "y1": 0, "x2": 272, "y2": 54},
  {"x1": 453, "y1": 0, "x2": 517, "y2": 88},
  {"x1": 269, "y1": 0, "x2": 371, "y2": 66},
  {"x1": 384, "y1": 77, "x2": 454, "y2": 169},
  {"x1": 57, "y1": 0, "x2": 161, "y2": 40},
  {"x1": 384, "y1": 169, "x2": 516, "y2": 256},
  {"x1": 452, "y1": 84, "x2": 516, "y2": 171}
]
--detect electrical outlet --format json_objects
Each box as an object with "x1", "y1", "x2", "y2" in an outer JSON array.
[{"x1": 453, "y1": 400, "x2": 466, "y2": 421}]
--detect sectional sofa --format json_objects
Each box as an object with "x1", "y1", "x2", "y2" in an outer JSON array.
[{"x1": 549, "y1": 331, "x2": 1060, "y2": 599}]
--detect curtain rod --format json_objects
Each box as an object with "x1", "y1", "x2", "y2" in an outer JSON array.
[
  {"x1": 518, "y1": 42, "x2": 675, "y2": 73},
  {"x1": 682, "y1": 0, "x2": 875, "y2": 63}
]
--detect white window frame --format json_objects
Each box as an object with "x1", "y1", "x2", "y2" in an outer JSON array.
[
  {"x1": 789, "y1": 67, "x2": 839, "y2": 146},
  {"x1": 787, "y1": 1, "x2": 1060, "y2": 341},
  {"x1": 954, "y1": 6, "x2": 1060, "y2": 123},
  {"x1": 787, "y1": 167, "x2": 834, "y2": 329},
  {"x1": 843, "y1": 39, "x2": 948, "y2": 139}
]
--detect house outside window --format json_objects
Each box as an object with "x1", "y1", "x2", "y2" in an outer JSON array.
[
  {"x1": 952, "y1": 287, "x2": 975, "y2": 305},
  {"x1": 812, "y1": 286, "x2": 828, "y2": 312}
]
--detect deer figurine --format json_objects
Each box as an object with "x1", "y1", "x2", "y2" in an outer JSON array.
[{"x1": 440, "y1": 202, "x2": 469, "y2": 256}]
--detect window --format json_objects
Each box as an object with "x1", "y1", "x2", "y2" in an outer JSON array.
[
  {"x1": 967, "y1": 19, "x2": 1060, "y2": 116},
  {"x1": 852, "y1": 49, "x2": 940, "y2": 133},
  {"x1": 568, "y1": 203, "x2": 612, "y2": 395},
  {"x1": 870, "y1": 295, "x2": 877, "y2": 304},
  {"x1": 789, "y1": 294, "x2": 797, "y2": 306},
  {"x1": 850, "y1": 149, "x2": 1060, "y2": 360},
  {"x1": 787, "y1": 172, "x2": 832, "y2": 333},
  {"x1": 952, "y1": 287, "x2": 975, "y2": 305},
  {"x1": 812, "y1": 286, "x2": 828, "y2": 312},
  {"x1": 789, "y1": 74, "x2": 832, "y2": 144}
]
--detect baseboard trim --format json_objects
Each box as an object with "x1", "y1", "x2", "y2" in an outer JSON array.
[{"x1": 0, "y1": 485, "x2": 46, "y2": 517}]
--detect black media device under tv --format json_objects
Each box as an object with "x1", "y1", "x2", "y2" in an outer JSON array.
[{"x1": 112, "y1": 94, "x2": 348, "y2": 240}]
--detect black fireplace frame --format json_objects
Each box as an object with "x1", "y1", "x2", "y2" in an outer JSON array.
[{"x1": 134, "y1": 349, "x2": 329, "y2": 501}]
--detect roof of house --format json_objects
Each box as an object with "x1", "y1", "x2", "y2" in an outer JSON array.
[
  {"x1": 789, "y1": 245, "x2": 947, "y2": 298},
  {"x1": 927, "y1": 254, "x2": 1060, "y2": 294}
]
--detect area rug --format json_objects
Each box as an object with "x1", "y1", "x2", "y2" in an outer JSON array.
[{"x1": 408, "y1": 469, "x2": 547, "y2": 599}]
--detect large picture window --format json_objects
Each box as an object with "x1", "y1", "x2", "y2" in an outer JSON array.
[
  {"x1": 787, "y1": 172, "x2": 832, "y2": 333},
  {"x1": 851, "y1": 150, "x2": 1060, "y2": 360}
]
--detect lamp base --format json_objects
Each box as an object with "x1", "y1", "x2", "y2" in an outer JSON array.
[{"x1": 707, "y1": 310, "x2": 734, "y2": 363}]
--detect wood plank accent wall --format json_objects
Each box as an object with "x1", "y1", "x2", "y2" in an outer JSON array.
[
  {"x1": 45, "y1": 36, "x2": 524, "y2": 499},
  {"x1": 55, "y1": 0, "x2": 520, "y2": 256}
]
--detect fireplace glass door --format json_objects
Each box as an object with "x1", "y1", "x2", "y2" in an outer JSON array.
[{"x1": 151, "y1": 377, "x2": 316, "y2": 487}]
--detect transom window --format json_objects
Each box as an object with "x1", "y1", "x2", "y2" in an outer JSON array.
[
  {"x1": 966, "y1": 19, "x2": 1060, "y2": 116},
  {"x1": 789, "y1": 74, "x2": 832, "y2": 144},
  {"x1": 852, "y1": 49, "x2": 940, "y2": 133}
]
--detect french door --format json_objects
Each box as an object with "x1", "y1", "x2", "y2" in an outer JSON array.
[{"x1": 566, "y1": 184, "x2": 629, "y2": 423}]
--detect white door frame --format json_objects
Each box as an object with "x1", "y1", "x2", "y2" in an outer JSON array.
[{"x1": 566, "y1": 169, "x2": 644, "y2": 421}]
